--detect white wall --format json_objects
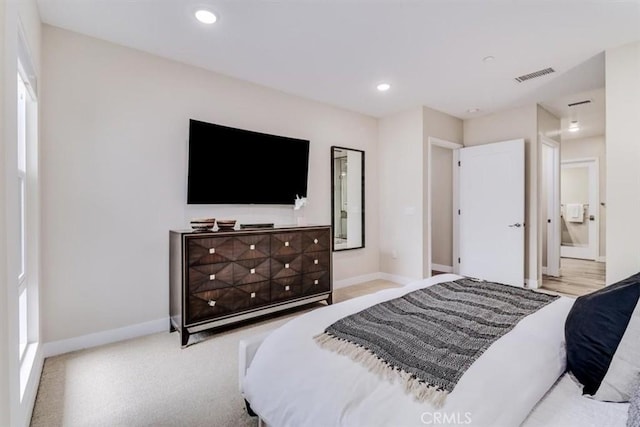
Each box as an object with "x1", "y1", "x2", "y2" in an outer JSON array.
[
  {"x1": 40, "y1": 26, "x2": 379, "y2": 343},
  {"x1": 561, "y1": 135, "x2": 606, "y2": 258},
  {"x1": 606, "y1": 40, "x2": 640, "y2": 284},
  {"x1": 378, "y1": 107, "x2": 424, "y2": 280},
  {"x1": 463, "y1": 104, "x2": 539, "y2": 286},
  {"x1": 377, "y1": 106, "x2": 462, "y2": 281},
  {"x1": 2, "y1": 0, "x2": 42, "y2": 425}
]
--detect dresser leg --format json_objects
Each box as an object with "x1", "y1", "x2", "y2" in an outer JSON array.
[
  {"x1": 326, "y1": 294, "x2": 333, "y2": 305},
  {"x1": 169, "y1": 320, "x2": 176, "y2": 333},
  {"x1": 181, "y1": 330, "x2": 190, "y2": 348},
  {"x1": 245, "y1": 399, "x2": 257, "y2": 417}
]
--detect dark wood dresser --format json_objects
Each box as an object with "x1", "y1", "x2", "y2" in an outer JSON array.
[{"x1": 169, "y1": 225, "x2": 332, "y2": 347}]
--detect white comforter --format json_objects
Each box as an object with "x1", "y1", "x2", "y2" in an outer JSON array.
[
  {"x1": 242, "y1": 274, "x2": 575, "y2": 427},
  {"x1": 522, "y1": 373, "x2": 629, "y2": 427}
]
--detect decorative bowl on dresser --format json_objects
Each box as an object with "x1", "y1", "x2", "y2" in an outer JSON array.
[
  {"x1": 190, "y1": 218, "x2": 216, "y2": 232},
  {"x1": 215, "y1": 219, "x2": 237, "y2": 231},
  {"x1": 169, "y1": 224, "x2": 332, "y2": 347}
]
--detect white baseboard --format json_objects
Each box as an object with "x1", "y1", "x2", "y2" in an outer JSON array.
[
  {"x1": 333, "y1": 272, "x2": 384, "y2": 289},
  {"x1": 19, "y1": 343, "x2": 44, "y2": 427},
  {"x1": 597, "y1": 256, "x2": 606, "y2": 263},
  {"x1": 334, "y1": 272, "x2": 418, "y2": 288},
  {"x1": 432, "y1": 264, "x2": 453, "y2": 273},
  {"x1": 43, "y1": 317, "x2": 169, "y2": 358},
  {"x1": 378, "y1": 272, "x2": 417, "y2": 286}
]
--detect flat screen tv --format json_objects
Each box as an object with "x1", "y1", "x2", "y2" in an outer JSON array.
[{"x1": 187, "y1": 119, "x2": 310, "y2": 205}]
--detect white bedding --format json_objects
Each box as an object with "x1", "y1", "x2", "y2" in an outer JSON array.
[
  {"x1": 242, "y1": 274, "x2": 576, "y2": 427},
  {"x1": 522, "y1": 373, "x2": 629, "y2": 427}
]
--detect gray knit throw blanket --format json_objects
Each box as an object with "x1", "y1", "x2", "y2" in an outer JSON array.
[{"x1": 314, "y1": 278, "x2": 559, "y2": 407}]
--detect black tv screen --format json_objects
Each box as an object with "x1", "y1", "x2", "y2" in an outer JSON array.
[{"x1": 187, "y1": 119, "x2": 310, "y2": 205}]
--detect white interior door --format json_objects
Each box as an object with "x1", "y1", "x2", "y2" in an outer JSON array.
[
  {"x1": 458, "y1": 139, "x2": 525, "y2": 287},
  {"x1": 542, "y1": 139, "x2": 560, "y2": 277},
  {"x1": 560, "y1": 159, "x2": 598, "y2": 260}
]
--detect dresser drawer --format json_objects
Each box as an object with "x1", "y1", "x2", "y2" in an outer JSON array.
[
  {"x1": 302, "y1": 251, "x2": 330, "y2": 273},
  {"x1": 302, "y1": 271, "x2": 331, "y2": 295},
  {"x1": 271, "y1": 232, "x2": 302, "y2": 257},
  {"x1": 301, "y1": 229, "x2": 331, "y2": 253},
  {"x1": 233, "y1": 234, "x2": 270, "y2": 260},
  {"x1": 187, "y1": 236, "x2": 235, "y2": 266},
  {"x1": 271, "y1": 254, "x2": 303, "y2": 279},
  {"x1": 233, "y1": 258, "x2": 271, "y2": 285},
  {"x1": 187, "y1": 281, "x2": 271, "y2": 324},
  {"x1": 187, "y1": 263, "x2": 234, "y2": 293},
  {"x1": 271, "y1": 277, "x2": 303, "y2": 302}
]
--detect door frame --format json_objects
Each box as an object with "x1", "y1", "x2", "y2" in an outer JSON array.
[
  {"x1": 426, "y1": 137, "x2": 463, "y2": 277},
  {"x1": 560, "y1": 157, "x2": 599, "y2": 261},
  {"x1": 541, "y1": 136, "x2": 561, "y2": 277}
]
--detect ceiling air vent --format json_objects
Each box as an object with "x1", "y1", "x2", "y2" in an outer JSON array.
[
  {"x1": 514, "y1": 67, "x2": 555, "y2": 83},
  {"x1": 568, "y1": 100, "x2": 592, "y2": 107}
]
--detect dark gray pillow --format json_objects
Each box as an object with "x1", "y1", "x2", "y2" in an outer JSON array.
[
  {"x1": 565, "y1": 272, "x2": 640, "y2": 399},
  {"x1": 629, "y1": 378, "x2": 640, "y2": 427}
]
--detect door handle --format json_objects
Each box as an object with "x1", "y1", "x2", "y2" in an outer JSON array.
[
  {"x1": 589, "y1": 215, "x2": 595, "y2": 221},
  {"x1": 508, "y1": 223, "x2": 522, "y2": 228}
]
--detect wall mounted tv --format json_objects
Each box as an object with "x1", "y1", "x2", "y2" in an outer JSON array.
[{"x1": 187, "y1": 119, "x2": 310, "y2": 205}]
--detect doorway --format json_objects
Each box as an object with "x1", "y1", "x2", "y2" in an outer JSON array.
[
  {"x1": 540, "y1": 88, "x2": 606, "y2": 296},
  {"x1": 426, "y1": 137, "x2": 462, "y2": 277},
  {"x1": 560, "y1": 158, "x2": 599, "y2": 260},
  {"x1": 542, "y1": 156, "x2": 605, "y2": 296}
]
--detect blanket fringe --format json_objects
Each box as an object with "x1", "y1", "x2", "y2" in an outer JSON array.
[{"x1": 313, "y1": 332, "x2": 449, "y2": 408}]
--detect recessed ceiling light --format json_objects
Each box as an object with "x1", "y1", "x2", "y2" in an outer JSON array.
[
  {"x1": 467, "y1": 108, "x2": 480, "y2": 113},
  {"x1": 482, "y1": 56, "x2": 495, "y2": 62},
  {"x1": 376, "y1": 83, "x2": 391, "y2": 92},
  {"x1": 195, "y1": 9, "x2": 217, "y2": 24},
  {"x1": 568, "y1": 121, "x2": 580, "y2": 132}
]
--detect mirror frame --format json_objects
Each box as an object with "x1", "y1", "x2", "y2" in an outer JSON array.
[{"x1": 331, "y1": 146, "x2": 365, "y2": 251}]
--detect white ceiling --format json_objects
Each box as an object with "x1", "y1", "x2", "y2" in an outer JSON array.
[{"x1": 36, "y1": 0, "x2": 640, "y2": 121}]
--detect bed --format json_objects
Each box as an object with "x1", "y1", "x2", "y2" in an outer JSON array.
[{"x1": 239, "y1": 273, "x2": 630, "y2": 426}]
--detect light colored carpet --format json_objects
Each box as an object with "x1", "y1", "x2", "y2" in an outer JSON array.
[{"x1": 30, "y1": 280, "x2": 400, "y2": 427}]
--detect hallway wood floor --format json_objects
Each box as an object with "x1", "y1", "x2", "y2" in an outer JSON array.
[{"x1": 541, "y1": 257, "x2": 605, "y2": 297}]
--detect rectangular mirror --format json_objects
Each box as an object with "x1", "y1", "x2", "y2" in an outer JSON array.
[{"x1": 331, "y1": 146, "x2": 364, "y2": 251}]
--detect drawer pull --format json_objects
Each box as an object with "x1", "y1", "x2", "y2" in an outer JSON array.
[
  {"x1": 250, "y1": 244, "x2": 255, "y2": 250},
  {"x1": 285, "y1": 285, "x2": 290, "y2": 291},
  {"x1": 284, "y1": 241, "x2": 290, "y2": 247},
  {"x1": 250, "y1": 292, "x2": 256, "y2": 298},
  {"x1": 250, "y1": 268, "x2": 256, "y2": 274},
  {"x1": 314, "y1": 238, "x2": 318, "y2": 244},
  {"x1": 314, "y1": 279, "x2": 319, "y2": 285},
  {"x1": 208, "y1": 300, "x2": 216, "y2": 307},
  {"x1": 314, "y1": 259, "x2": 319, "y2": 265},
  {"x1": 209, "y1": 274, "x2": 216, "y2": 281},
  {"x1": 285, "y1": 263, "x2": 290, "y2": 269}
]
